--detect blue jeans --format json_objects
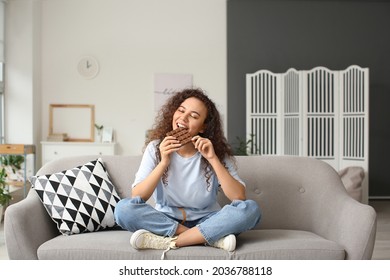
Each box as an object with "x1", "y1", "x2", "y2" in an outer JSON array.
[{"x1": 114, "y1": 196, "x2": 262, "y2": 245}]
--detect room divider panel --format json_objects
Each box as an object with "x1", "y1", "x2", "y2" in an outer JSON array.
[{"x1": 246, "y1": 65, "x2": 369, "y2": 203}]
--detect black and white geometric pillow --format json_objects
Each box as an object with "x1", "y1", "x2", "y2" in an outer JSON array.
[{"x1": 30, "y1": 158, "x2": 121, "y2": 235}]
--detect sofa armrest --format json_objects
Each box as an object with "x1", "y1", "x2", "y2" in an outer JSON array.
[
  {"x1": 235, "y1": 155, "x2": 377, "y2": 260},
  {"x1": 4, "y1": 190, "x2": 59, "y2": 260},
  {"x1": 320, "y1": 195, "x2": 377, "y2": 260}
]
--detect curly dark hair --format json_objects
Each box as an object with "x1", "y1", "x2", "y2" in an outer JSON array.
[{"x1": 145, "y1": 88, "x2": 234, "y2": 189}]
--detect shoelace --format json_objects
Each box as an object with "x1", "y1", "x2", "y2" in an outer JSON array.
[
  {"x1": 161, "y1": 239, "x2": 178, "y2": 260},
  {"x1": 161, "y1": 246, "x2": 172, "y2": 260}
]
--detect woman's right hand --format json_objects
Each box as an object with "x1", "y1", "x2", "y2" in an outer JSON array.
[
  {"x1": 132, "y1": 136, "x2": 180, "y2": 200},
  {"x1": 159, "y1": 136, "x2": 181, "y2": 165}
]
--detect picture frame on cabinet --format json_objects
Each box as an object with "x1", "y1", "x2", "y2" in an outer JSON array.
[
  {"x1": 102, "y1": 127, "x2": 113, "y2": 143},
  {"x1": 49, "y1": 104, "x2": 95, "y2": 142}
]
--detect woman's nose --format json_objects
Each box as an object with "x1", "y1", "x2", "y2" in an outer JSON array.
[{"x1": 181, "y1": 114, "x2": 189, "y2": 121}]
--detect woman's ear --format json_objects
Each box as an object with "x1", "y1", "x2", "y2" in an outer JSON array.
[{"x1": 199, "y1": 124, "x2": 206, "y2": 134}]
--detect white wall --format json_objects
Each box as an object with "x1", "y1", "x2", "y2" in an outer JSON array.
[{"x1": 5, "y1": 0, "x2": 227, "y2": 167}]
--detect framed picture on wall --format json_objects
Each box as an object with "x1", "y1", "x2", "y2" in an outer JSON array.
[{"x1": 154, "y1": 73, "x2": 193, "y2": 111}]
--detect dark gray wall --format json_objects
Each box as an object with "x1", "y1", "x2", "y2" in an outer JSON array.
[{"x1": 227, "y1": 0, "x2": 390, "y2": 197}]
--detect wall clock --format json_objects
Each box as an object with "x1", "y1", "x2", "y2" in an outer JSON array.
[{"x1": 77, "y1": 56, "x2": 99, "y2": 79}]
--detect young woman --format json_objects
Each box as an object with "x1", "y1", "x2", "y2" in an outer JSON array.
[{"x1": 114, "y1": 88, "x2": 261, "y2": 259}]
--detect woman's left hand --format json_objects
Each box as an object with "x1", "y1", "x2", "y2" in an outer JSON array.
[{"x1": 192, "y1": 136, "x2": 216, "y2": 160}]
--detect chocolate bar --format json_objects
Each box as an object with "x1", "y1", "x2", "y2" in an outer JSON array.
[{"x1": 166, "y1": 127, "x2": 192, "y2": 145}]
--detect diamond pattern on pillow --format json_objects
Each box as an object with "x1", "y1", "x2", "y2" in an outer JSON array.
[{"x1": 30, "y1": 158, "x2": 120, "y2": 235}]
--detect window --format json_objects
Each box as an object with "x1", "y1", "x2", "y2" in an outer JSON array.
[
  {"x1": 0, "y1": 1, "x2": 5, "y2": 144},
  {"x1": 0, "y1": 62, "x2": 3, "y2": 144}
]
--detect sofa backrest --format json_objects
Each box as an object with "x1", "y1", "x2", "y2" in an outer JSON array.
[
  {"x1": 36, "y1": 154, "x2": 351, "y2": 232},
  {"x1": 231, "y1": 155, "x2": 351, "y2": 231}
]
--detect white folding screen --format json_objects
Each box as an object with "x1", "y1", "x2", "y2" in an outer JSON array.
[
  {"x1": 339, "y1": 67, "x2": 369, "y2": 176},
  {"x1": 246, "y1": 66, "x2": 369, "y2": 203},
  {"x1": 282, "y1": 69, "x2": 301, "y2": 156},
  {"x1": 302, "y1": 67, "x2": 339, "y2": 169},
  {"x1": 246, "y1": 70, "x2": 281, "y2": 155}
]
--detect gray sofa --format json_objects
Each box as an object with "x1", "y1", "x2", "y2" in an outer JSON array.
[{"x1": 4, "y1": 155, "x2": 377, "y2": 260}]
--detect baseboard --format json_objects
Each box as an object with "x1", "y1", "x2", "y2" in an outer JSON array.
[{"x1": 369, "y1": 196, "x2": 390, "y2": 200}]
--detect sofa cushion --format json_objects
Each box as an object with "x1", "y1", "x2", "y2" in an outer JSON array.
[
  {"x1": 234, "y1": 230, "x2": 345, "y2": 260},
  {"x1": 37, "y1": 229, "x2": 345, "y2": 260},
  {"x1": 30, "y1": 158, "x2": 120, "y2": 235}
]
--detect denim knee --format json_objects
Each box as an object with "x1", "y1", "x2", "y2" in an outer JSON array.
[
  {"x1": 245, "y1": 199, "x2": 262, "y2": 227},
  {"x1": 233, "y1": 199, "x2": 262, "y2": 229},
  {"x1": 114, "y1": 197, "x2": 143, "y2": 228},
  {"x1": 114, "y1": 198, "x2": 128, "y2": 226}
]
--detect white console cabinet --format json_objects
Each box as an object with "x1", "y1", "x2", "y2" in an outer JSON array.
[{"x1": 41, "y1": 141, "x2": 117, "y2": 165}]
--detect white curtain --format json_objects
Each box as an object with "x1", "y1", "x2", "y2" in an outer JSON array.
[{"x1": 0, "y1": 0, "x2": 4, "y2": 64}]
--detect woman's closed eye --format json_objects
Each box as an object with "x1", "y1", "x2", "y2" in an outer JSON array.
[
  {"x1": 177, "y1": 107, "x2": 200, "y2": 119},
  {"x1": 190, "y1": 113, "x2": 199, "y2": 119}
]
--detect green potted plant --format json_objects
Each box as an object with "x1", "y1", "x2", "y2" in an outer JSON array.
[
  {"x1": 232, "y1": 134, "x2": 258, "y2": 155},
  {"x1": 0, "y1": 155, "x2": 24, "y2": 184},
  {"x1": 95, "y1": 123, "x2": 104, "y2": 142},
  {"x1": 0, "y1": 167, "x2": 12, "y2": 221},
  {"x1": 0, "y1": 155, "x2": 24, "y2": 173},
  {"x1": 0, "y1": 155, "x2": 21, "y2": 221}
]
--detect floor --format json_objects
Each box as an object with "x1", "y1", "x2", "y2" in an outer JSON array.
[
  {"x1": 0, "y1": 220, "x2": 6, "y2": 260},
  {"x1": 370, "y1": 200, "x2": 390, "y2": 260},
  {"x1": 0, "y1": 196, "x2": 389, "y2": 260}
]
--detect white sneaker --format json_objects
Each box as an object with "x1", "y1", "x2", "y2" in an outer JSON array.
[
  {"x1": 130, "y1": 229, "x2": 178, "y2": 259},
  {"x1": 211, "y1": 234, "x2": 236, "y2": 252}
]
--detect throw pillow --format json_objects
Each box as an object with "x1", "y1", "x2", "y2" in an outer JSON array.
[
  {"x1": 338, "y1": 166, "x2": 365, "y2": 202},
  {"x1": 30, "y1": 158, "x2": 120, "y2": 235}
]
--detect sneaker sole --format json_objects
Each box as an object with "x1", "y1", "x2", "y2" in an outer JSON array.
[{"x1": 130, "y1": 229, "x2": 150, "y2": 249}]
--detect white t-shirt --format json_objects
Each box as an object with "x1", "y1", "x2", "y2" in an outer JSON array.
[{"x1": 132, "y1": 140, "x2": 245, "y2": 221}]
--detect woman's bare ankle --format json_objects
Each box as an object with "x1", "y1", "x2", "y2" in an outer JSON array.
[{"x1": 175, "y1": 227, "x2": 206, "y2": 247}]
